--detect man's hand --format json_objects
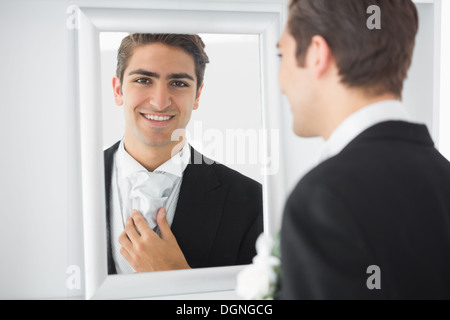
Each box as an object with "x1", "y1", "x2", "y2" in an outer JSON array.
[{"x1": 118, "y1": 208, "x2": 190, "y2": 272}]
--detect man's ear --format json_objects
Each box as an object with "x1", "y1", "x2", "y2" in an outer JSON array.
[
  {"x1": 112, "y1": 76, "x2": 123, "y2": 106},
  {"x1": 193, "y1": 83, "x2": 204, "y2": 110},
  {"x1": 309, "y1": 35, "x2": 334, "y2": 79}
]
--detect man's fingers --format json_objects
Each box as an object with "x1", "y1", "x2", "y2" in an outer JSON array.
[
  {"x1": 119, "y1": 232, "x2": 136, "y2": 267},
  {"x1": 157, "y1": 208, "x2": 173, "y2": 241},
  {"x1": 118, "y1": 231, "x2": 132, "y2": 250},
  {"x1": 131, "y1": 210, "x2": 154, "y2": 237},
  {"x1": 124, "y1": 213, "x2": 141, "y2": 243},
  {"x1": 120, "y1": 246, "x2": 132, "y2": 262},
  {"x1": 118, "y1": 208, "x2": 190, "y2": 272}
]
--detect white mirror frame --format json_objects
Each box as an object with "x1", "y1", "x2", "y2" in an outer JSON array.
[{"x1": 74, "y1": 2, "x2": 287, "y2": 299}]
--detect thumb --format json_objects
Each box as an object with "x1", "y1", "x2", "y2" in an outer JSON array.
[{"x1": 156, "y1": 207, "x2": 173, "y2": 240}]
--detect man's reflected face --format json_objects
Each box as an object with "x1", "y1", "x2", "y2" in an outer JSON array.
[{"x1": 113, "y1": 43, "x2": 203, "y2": 148}]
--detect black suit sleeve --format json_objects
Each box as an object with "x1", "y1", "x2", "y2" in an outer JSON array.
[{"x1": 280, "y1": 180, "x2": 384, "y2": 300}]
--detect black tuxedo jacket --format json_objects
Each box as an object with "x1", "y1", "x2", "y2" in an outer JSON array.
[
  {"x1": 281, "y1": 121, "x2": 450, "y2": 299},
  {"x1": 104, "y1": 142, "x2": 263, "y2": 274}
]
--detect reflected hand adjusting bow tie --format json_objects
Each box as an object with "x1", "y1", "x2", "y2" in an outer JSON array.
[{"x1": 127, "y1": 170, "x2": 175, "y2": 230}]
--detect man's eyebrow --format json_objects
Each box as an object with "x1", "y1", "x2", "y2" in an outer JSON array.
[
  {"x1": 127, "y1": 69, "x2": 194, "y2": 82},
  {"x1": 167, "y1": 73, "x2": 195, "y2": 82},
  {"x1": 128, "y1": 69, "x2": 160, "y2": 78}
]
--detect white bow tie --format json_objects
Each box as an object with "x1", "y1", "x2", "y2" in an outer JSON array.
[{"x1": 127, "y1": 170, "x2": 175, "y2": 229}]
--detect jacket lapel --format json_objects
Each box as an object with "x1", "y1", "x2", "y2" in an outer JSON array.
[
  {"x1": 171, "y1": 147, "x2": 228, "y2": 268},
  {"x1": 104, "y1": 141, "x2": 120, "y2": 274}
]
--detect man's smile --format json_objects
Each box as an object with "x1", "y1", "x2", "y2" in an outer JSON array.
[
  {"x1": 140, "y1": 113, "x2": 175, "y2": 126},
  {"x1": 141, "y1": 113, "x2": 174, "y2": 121}
]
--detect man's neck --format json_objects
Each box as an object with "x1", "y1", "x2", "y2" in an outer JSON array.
[
  {"x1": 321, "y1": 91, "x2": 399, "y2": 140},
  {"x1": 123, "y1": 137, "x2": 185, "y2": 172}
]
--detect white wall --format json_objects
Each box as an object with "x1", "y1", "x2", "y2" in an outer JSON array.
[
  {"x1": 439, "y1": 0, "x2": 450, "y2": 160},
  {"x1": 0, "y1": 0, "x2": 71, "y2": 299},
  {"x1": 0, "y1": 0, "x2": 445, "y2": 299}
]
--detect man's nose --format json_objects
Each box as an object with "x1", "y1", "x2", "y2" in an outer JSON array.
[{"x1": 149, "y1": 83, "x2": 171, "y2": 110}]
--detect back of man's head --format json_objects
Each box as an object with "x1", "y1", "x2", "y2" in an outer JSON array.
[{"x1": 288, "y1": 0, "x2": 418, "y2": 99}]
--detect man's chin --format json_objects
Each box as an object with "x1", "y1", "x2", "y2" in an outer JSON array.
[
  {"x1": 293, "y1": 125, "x2": 320, "y2": 139},
  {"x1": 142, "y1": 136, "x2": 185, "y2": 149},
  {"x1": 143, "y1": 139, "x2": 173, "y2": 148}
]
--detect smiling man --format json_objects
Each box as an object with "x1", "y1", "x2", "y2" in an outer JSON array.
[
  {"x1": 278, "y1": 0, "x2": 450, "y2": 299},
  {"x1": 104, "y1": 33, "x2": 263, "y2": 274}
]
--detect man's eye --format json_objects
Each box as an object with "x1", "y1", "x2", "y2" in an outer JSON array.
[
  {"x1": 171, "y1": 81, "x2": 188, "y2": 87},
  {"x1": 135, "y1": 78, "x2": 150, "y2": 84}
]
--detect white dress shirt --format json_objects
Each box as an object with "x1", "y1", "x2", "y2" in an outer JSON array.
[
  {"x1": 110, "y1": 140, "x2": 191, "y2": 274},
  {"x1": 318, "y1": 100, "x2": 417, "y2": 163}
]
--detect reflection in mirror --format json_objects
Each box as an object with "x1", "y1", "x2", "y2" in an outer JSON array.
[{"x1": 99, "y1": 32, "x2": 264, "y2": 275}]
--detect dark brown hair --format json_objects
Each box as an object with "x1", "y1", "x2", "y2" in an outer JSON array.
[
  {"x1": 116, "y1": 33, "x2": 209, "y2": 90},
  {"x1": 288, "y1": 0, "x2": 418, "y2": 98}
]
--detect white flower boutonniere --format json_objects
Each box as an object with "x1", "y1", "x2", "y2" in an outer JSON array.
[{"x1": 236, "y1": 232, "x2": 281, "y2": 300}]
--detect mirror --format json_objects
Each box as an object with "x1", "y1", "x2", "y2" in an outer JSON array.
[
  {"x1": 74, "y1": 2, "x2": 286, "y2": 299},
  {"x1": 100, "y1": 31, "x2": 264, "y2": 274}
]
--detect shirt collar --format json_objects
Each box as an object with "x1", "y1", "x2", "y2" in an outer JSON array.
[
  {"x1": 319, "y1": 100, "x2": 413, "y2": 163},
  {"x1": 117, "y1": 140, "x2": 191, "y2": 179}
]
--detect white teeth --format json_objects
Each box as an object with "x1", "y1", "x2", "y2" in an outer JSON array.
[{"x1": 144, "y1": 114, "x2": 171, "y2": 121}]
